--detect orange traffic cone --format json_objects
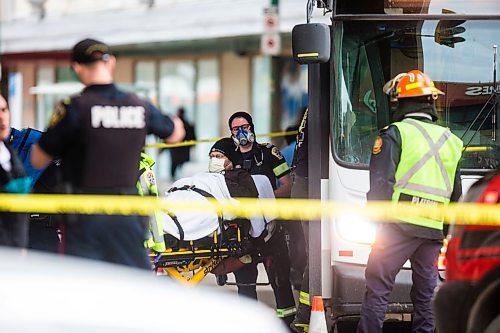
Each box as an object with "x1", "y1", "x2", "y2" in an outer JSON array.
[{"x1": 309, "y1": 296, "x2": 328, "y2": 333}]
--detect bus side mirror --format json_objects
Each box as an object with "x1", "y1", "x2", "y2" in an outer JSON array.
[{"x1": 292, "y1": 23, "x2": 330, "y2": 64}]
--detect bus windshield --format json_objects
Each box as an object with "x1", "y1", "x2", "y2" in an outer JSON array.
[
  {"x1": 338, "y1": 0, "x2": 500, "y2": 15},
  {"x1": 332, "y1": 17, "x2": 500, "y2": 171}
]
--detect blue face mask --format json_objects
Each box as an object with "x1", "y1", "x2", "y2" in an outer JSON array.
[{"x1": 235, "y1": 128, "x2": 254, "y2": 147}]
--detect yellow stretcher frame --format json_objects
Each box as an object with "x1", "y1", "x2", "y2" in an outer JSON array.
[{"x1": 149, "y1": 227, "x2": 243, "y2": 286}]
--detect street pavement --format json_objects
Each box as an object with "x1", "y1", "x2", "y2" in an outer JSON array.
[{"x1": 198, "y1": 262, "x2": 283, "y2": 310}]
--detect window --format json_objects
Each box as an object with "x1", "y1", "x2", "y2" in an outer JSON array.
[
  {"x1": 252, "y1": 56, "x2": 272, "y2": 142},
  {"x1": 195, "y1": 59, "x2": 220, "y2": 162},
  {"x1": 135, "y1": 58, "x2": 221, "y2": 180},
  {"x1": 332, "y1": 19, "x2": 500, "y2": 170},
  {"x1": 35, "y1": 67, "x2": 55, "y2": 130}
]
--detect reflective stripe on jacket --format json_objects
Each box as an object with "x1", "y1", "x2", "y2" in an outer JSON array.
[
  {"x1": 392, "y1": 118, "x2": 463, "y2": 230},
  {"x1": 137, "y1": 152, "x2": 165, "y2": 252}
]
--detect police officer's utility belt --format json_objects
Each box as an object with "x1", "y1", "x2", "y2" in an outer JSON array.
[{"x1": 29, "y1": 213, "x2": 58, "y2": 227}]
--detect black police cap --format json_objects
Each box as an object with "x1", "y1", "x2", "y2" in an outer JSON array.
[{"x1": 71, "y1": 38, "x2": 113, "y2": 64}]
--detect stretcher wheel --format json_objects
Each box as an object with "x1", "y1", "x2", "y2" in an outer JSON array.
[{"x1": 216, "y1": 274, "x2": 228, "y2": 286}]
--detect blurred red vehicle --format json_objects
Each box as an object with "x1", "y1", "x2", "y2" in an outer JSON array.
[{"x1": 434, "y1": 168, "x2": 500, "y2": 333}]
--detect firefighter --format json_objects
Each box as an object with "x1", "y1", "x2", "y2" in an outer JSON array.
[
  {"x1": 31, "y1": 38, "x2": 184, "y2": 269},
  {"x1": 227, "y1": 112, "x2": 297, "y2": 327},
  {"x1": 357, "y1": 70, "x2": 463, "y2": 333}
]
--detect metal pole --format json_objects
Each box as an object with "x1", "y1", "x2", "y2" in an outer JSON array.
[
  {"x1": 308, "y1": 63, "x2": 322, "y2": 297},
  {"x1": 308, "y1": 59, "x2": 331, "y2": 299}
]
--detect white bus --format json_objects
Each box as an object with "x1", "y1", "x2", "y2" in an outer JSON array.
[{"x1": 293, "y1": 0, "x2": 499, "y2": 331}]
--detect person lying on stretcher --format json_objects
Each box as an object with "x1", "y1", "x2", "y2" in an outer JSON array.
[{"x1": 162, "y1": 138, "x2": 278, "y2": 273}]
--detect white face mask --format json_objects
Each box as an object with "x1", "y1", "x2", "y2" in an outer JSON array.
[{"x1": 208, "y1": 157, "x2": 226, "y2": 173}]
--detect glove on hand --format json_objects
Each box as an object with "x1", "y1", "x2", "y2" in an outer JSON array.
[{"x1": 4, "y1": 177, "x2": 32, "y2": 194}]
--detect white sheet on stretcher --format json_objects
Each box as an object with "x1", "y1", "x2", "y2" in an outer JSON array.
[{"x1": 162, "y1": 172, "x2": 276, "y2": 241}]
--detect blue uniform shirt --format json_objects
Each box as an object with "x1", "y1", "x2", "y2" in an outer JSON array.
[{"x1": 9, "y1": 127, "x2": 46, "y2": 188}]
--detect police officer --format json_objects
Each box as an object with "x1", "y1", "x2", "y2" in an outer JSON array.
[
  {"x1": 0, "y1": 94, "x2": 31, "y2": 247},
  {"x1": 137, "y1": 152, "x2": 166, "y2": 254},
  {"x1": 357, "y1": 70, "x2": 463, "y2": 333},
  {"x1": 227, "y1": 112, "x2": 296, "y2": 327},
  {"x1": 31, "y1": 38, "x2": 184, "y2": 269}
]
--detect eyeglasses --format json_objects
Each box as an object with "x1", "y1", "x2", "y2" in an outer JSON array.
[{"x1": 231, "y1": 123, "x2": 250, "y2": 134}]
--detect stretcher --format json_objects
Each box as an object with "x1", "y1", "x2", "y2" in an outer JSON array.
[
  {"x1": 149, "y1": 173, "x2": 276, "y2": 286},
  {"x1": 149, "y1": 219, "x2": 253, "y2": 285}
]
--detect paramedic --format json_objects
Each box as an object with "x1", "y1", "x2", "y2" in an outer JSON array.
[
  {"x1": 229, "y1": 111, "x2": 292, "y2": 197},
  {"x1": 31, "y1": 38, "x2": 184, "y2": 269},
  {"x1": 226, "y1": 112, "x2": 297, "y2": 326},
  {"x1": 357, "y1": 70, "x2": 463, "y2": 333}
]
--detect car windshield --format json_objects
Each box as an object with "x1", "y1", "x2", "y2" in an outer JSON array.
[{"x1": 332, "y1": 18, "x2": 500, "y2": 171}]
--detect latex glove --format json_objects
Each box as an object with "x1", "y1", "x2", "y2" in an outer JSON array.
[{"x1": 4, "y1": 177, "x2": 32, "y2": 194}]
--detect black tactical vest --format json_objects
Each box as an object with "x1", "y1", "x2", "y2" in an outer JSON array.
[
  {"x1": 72, "y1": 91, "x2": 148, "y2": 190},
  {"x1": 235, "y1": 144, "x2": 278, "y2": 190}
]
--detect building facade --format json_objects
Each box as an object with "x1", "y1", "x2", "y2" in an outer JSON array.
[{"x1": 0, "y1": 0, "x2": 317, "y2": 180}]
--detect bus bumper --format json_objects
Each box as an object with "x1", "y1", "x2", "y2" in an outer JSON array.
[{"x1": 330, "y1": 262, "x2": 414, "y2": 319}]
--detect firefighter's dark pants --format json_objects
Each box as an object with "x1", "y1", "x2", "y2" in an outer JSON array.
[
  {"x1": 357, "y1": 223, "x2": 441, "y2": 333},
  {"x1": 294, "y1": 221, "x2": 310, "y2": 323},
  {"x1": 234, "y1": 225, "x2": 296, "y2": 325},
  {"x1": 62, "y1": 214, "x2": 151, "y2": 270}
]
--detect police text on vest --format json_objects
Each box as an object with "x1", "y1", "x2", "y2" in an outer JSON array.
[
  {"x1": 91, "y1": 105, "x2": 145, "y2": 129},
  {"x1": 411, "y1": 196, "x2": 439, "y2": 206}
]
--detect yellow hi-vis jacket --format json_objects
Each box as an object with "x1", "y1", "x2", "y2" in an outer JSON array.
[
  {"x1": 137, "y1": 152, "x2": 166, "y2": 253},
  {"x1": 392, "y1": 118, "x2": 463, "y2": 230}
]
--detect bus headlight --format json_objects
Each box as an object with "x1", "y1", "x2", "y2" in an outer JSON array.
[{"x1": 336, "y1": 214, "x2": 377, "y2": 245}]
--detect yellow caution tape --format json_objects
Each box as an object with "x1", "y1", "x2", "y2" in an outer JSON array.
[
  {"x1": 143, "y1": 131, "x2": 298, "y2": 149},
  {"x1": 0, "y1": 194, "x2": 498, "y2": 226},
  {"x1": 463, "y1": 146, "x2": 493, "y2": 152}
]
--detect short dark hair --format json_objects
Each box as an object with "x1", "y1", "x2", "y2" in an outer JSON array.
[{"x1": 228, "y1": 111, "x2": 254, "y2": 134}]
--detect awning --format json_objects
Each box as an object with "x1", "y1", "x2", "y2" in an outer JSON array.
[{"x1": 1, "y1": 0, "x2": 328, "y2": 55}]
